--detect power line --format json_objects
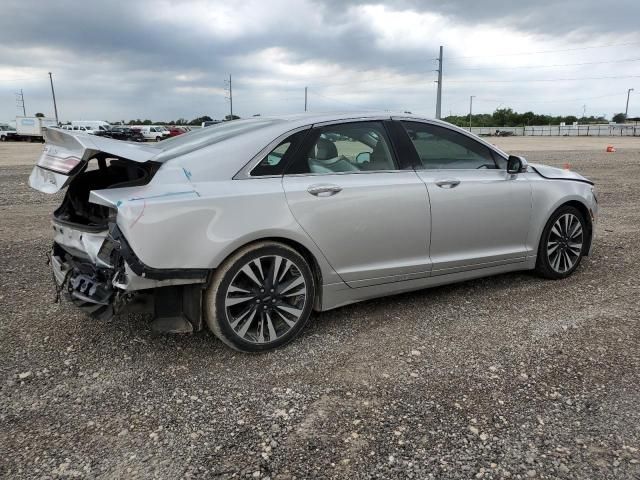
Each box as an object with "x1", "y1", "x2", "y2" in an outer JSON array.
[
  {"x1": 311, "y1": 91, "x2": 377, "y2": 110},
  {"x1": 16, "y1": 89, "x2": 26, "y2": 116},
  {"x1": 224, "y1": 74, "x2": 233, "y2": 118},
  {"x1": 447, "y1": 74, "x2": 640, "y2": 84},
  {"x1": 435, "y1": 46, "x2": 443, "y2": 119},
  {"x1": 448, "y1": 57, "x2": 640, "y2": 71},
  {"x1": 467, "y1": 93, "x2": 624, "y2": 105},
  {"x1": 447, "y1": 40, "x2": 640, "y2": 60}
]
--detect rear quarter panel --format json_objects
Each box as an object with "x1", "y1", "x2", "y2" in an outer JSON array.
[{"x1": 109, "y1": 165, "x2": 341, "y2": 285}]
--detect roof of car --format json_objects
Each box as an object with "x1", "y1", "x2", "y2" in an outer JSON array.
[{"x1": 250, "y1": 111, "x2": 431, "y2": 125}]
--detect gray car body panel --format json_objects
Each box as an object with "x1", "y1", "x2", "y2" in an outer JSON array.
[{"x1": 30, "y1": 112, "x2": 598, "y2": 312}]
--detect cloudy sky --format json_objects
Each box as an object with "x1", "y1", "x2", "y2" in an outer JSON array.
[{"x1": 1, "y1": 0, "x2": 639, "y2": 122}]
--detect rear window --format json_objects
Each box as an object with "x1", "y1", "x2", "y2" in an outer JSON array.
[{"x1": 152, "y1": 118, "x2": 285, "y2": 163}]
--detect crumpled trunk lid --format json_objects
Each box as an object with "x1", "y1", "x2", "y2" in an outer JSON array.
[{"x1": 29, "y1": 127, "x2": 161, "y2": 194}]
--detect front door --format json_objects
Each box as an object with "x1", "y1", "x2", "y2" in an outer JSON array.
[
  {"x1": 399, "y1": 120, "x2": 532, "y2": 274},
  {"x1": 282, "y1": 120, "x2": 431, "y2": 287}
]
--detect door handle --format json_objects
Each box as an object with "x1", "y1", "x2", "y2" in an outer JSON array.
[
  {"x1": 435, "y1": 179, "x2": 461, "y2": 188},
  {"x1": 307, "y1": 184, "x2": 343, "y2": 197}
]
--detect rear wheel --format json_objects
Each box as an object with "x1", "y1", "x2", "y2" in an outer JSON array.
[
  {"x1": 535, "y1": 205, "x2": 587, "y2": 279},
  {"x1": 204, "y1": 242, "x2": 315, "y2": 352}
]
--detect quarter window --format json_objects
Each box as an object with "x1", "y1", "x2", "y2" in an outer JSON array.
[
  {"x1": 402, "y1": 121, "x2": 505, "y2": 170},
  {"x1": 288, "y1": 121, "x2": 396, "y2": 174},
  {"x1": 250, "y1": 130, "x2": 308, "y2": 177}
]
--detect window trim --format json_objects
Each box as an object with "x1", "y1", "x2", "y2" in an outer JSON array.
[
  {"x1": 283, "y1": 119, "x2": 403, "y2": 177},
  {"x1": 234, "y1": 125, "x2": 312, "y2": 179},
  {"x1": 392, "y1": 117, "x2": 510, "y2": 171}
]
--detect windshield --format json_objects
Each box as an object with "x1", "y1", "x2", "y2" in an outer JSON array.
[{"x1": 153, "y1": 118, "x2": 284, "y2": 163}]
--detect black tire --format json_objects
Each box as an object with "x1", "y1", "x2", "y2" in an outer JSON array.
[
  {"x1": 204, "y1": 241, "x2": 315, "y2": 352},
  {"x1": 535, "y1": 205, "x2": 587, "y2": 279}
]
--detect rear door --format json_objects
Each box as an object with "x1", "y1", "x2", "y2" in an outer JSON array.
[
  {"x1": 397, "y1": 120, "x2": 532, "y2": 274},
  {"x1": 282, "y1": 119, "x2": 431, "y2": 287}
]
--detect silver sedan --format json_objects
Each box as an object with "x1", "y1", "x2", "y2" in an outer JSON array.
[{"x1": 30, "y1": 113, "x2": 598, "y2": 351}]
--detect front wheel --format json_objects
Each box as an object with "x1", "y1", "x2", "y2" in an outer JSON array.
[
  {"x1": 535, "y1": 205, "x2": 587, "y2": 279},
  {"x1": 204, "y1": 242, "x2": 315, "y2": 352}
]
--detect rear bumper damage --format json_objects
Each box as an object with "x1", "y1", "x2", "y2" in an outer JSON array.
[{"x1": 50, "y1": 221, "x2": 208, "y2": 331}]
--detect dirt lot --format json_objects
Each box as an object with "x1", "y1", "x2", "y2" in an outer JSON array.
[{"x1": 1, "y1": 139, "x2": 639, "y2": 479}]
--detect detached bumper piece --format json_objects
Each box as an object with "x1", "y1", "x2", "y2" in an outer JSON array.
[
  {"x1": 49, "y1": 226, "x2": 207, "y2": 331},
  {"x1": 51, "y1": 243, "x2": 119, "y2": 320}
]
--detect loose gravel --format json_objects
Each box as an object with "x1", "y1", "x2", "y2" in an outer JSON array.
[{"x1": 1, "y1": 141, "x2": 639, "y2": 479}]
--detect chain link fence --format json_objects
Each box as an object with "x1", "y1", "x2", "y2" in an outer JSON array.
[{"x1": 465, "y1": 124, "x2": 640, "y2": 137}]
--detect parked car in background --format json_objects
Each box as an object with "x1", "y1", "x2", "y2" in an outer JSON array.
[
  {"x1": 0, "y1": 123, "x2": 16, "y2": 141},
  {"x1": 131, "y1": 125, "x2": 170, "y2": 141},
  {"x1": 94, "y1": 126, "x2": 145, "y2": 142},
  {"x1": 71, "y1": 120, "x2": 111, "y2": 134},
  {"x1": 29, "y1": 113, "x2": 598, "y2": 352},
  {"x1": 202, "y1": 120, "x2": 220, "y2": 127},
  {"x1": 168, "y1": 126, "x2": 186, "y2": 137},
  {"x1": 61, "y1": 125, "x2": 92, "y2": 133}
]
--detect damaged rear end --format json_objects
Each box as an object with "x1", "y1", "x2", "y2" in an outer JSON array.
[{"x1": 30, "y1": 128, "x2": 205, "y2": 329}]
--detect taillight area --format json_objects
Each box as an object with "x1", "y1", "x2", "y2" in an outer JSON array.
[{"x1": 37, "y1": 149, "x2": 82, "y2": 174}]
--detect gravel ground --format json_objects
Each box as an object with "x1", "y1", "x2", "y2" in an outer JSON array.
[{"x1": 1, "y1": 140, "x2": 639, "y2": 479}]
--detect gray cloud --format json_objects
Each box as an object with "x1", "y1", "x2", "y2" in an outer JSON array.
[{"x1": 0, "y1": 0, "x2": 638, "y2": 122}]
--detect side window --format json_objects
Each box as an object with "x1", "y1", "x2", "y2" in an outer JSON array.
[
  {"x1": 250, "y1": 130, "x2": 308, "y2": 177},
  {"x1": 402, "y1": 121, "x2": 501, "y2": 170},
  {"x1": 288, "y1": 121, "x2": 396, "y2": 175}
]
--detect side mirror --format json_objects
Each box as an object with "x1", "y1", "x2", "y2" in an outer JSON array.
[
  {"x1": 356, "y1": 152, "x2": 371, "y2": 164},
  {"x1": 507, "y1": 155, "x2": 528, "y2": 174}
]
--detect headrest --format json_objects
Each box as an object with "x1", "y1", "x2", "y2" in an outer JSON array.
[{"x1": 315, "y1": 137, "x2": 338, "y2": 160}]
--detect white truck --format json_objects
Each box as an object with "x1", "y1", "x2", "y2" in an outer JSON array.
[
  {"x1": 0, "y1": 123, "x2": 16, "y2": 141},
  {"x1": 14, "y1": 116, "x2": 57, "y2": 142}
]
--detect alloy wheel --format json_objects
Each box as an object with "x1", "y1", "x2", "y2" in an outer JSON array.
[
  {"x1": 547, "y1": 213, "x2": 583, "y2": 273},
  {"x1": 224, "y1": 255, "x2": 308, "y2": 344}
]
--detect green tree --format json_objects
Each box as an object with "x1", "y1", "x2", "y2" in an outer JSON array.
[
  {"x1": 612, "y1": 113, "x2": 627, "y2": 123},
  {"x1": 189, "y1": 115, "x2": 213, "y2": 126},
  {"x1": 35, "y1": 112, "x2": 45, "y2": 117}
]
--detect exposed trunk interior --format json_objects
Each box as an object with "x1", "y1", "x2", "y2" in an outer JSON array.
[{"x1": 54, "y1": 158, "x2": 159, "y2": 231}]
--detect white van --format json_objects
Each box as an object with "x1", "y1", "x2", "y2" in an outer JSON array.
[
  {"x1": 61, "y1": 124, "x2": 92, "y2": 133},
  {"x1": 131, "y1": 125, "x2": 170, "y2": 141},
  {"x1": 70, "y1": 120, "x2": 111, "y2": 134}
]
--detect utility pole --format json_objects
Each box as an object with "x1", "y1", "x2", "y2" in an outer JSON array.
[
  {"x1": 582, "y1": 104, "x2": 587, "y2": 119},
  {"x1": 435, "y1": 46, "x2": 443, "y2": 119},
  {"x1": 48, "y1": 72, "x2": 59, "y2": 124},
  {"x1": 304, "y1": 87, "x2": 308, "y2": 112},
  {"x1": 16, "y1": 89, "x2": 26, "y2": 116},
  {"x1": 626, "y1": 88, "x2": 634, "y2": 117},
  {"x1": 469, "y1": 95, "x2": 475, "y2": 130},
  {"x1": 224, "y1": 75, "x2": 233, "y2": 119}
]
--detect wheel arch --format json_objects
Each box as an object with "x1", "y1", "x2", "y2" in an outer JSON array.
[
  {"x1": 211, "y1": 236, "x2": 325, "y2": 311},
  {"x1": 559, "y1": 200, "x2": 593, "y2": 255},
  {"x1": 544, "y1": 199, "x2": 594, "y2": 256}
]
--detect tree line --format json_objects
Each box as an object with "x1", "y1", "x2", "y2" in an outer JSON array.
[
  {"x1": 443, "y1": 108, "x2": 637, "y2": 128},
  {"x1": 60, "y1": 109, "x2": 636, "y2": 127},
  {"x1": 115, "y1": 114, "x2": 240, "y2": 126}
]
